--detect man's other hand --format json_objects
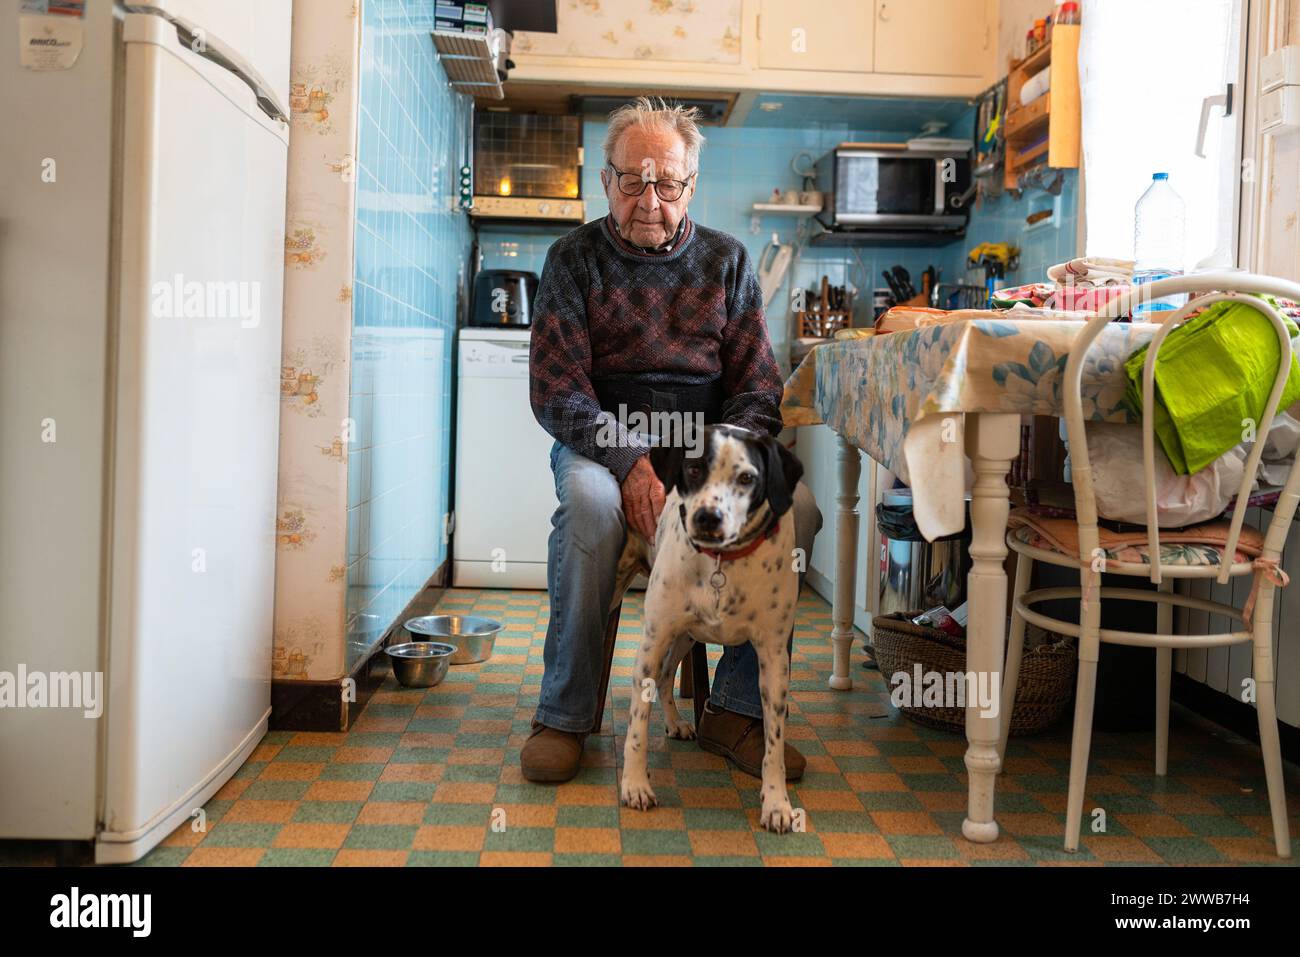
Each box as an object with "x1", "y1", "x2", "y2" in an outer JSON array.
[{"x1": 620, "y1": 455, "x2": 666, "y2": 542}]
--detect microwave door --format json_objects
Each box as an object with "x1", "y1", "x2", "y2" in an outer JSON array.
[{"x1": 835, "y1": 154, "x2": 958, "y2": 227}]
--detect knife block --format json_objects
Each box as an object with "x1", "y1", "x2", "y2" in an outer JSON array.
[{"x1": 795, "y1": 276, "x2": 855, "y2": 339}]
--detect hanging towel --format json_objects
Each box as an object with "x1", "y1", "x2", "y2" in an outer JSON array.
[{"x1": 1123, "y1": 298, "x2": 1300, "y2": 475}]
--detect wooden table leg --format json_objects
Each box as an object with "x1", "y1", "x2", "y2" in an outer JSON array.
[
  {"x1": 830, "y1": 434, "x2": 860, "y2": 691},
  {"x1": 866, "y1": 458, "x2": 881, "y2": 624},
  {"x1": 961, "y1": 412, "x2": 1019, "y2": 844}
]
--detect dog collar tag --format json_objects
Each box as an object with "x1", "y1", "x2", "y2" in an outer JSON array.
[{"x1": 709, "y1": 557, "x2": 726, "y2": 611}]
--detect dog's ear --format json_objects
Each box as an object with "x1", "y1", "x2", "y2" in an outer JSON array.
[
  {"x1": 758, "y1": 435, "x2": 803, "y2": 518},
  {"x1": 648, "y1": 441, "x2": 686, "y2": 494}
]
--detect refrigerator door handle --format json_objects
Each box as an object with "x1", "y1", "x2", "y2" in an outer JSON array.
[{"x1": 121, "y1": 4, "x2": 289, "y2": 124}]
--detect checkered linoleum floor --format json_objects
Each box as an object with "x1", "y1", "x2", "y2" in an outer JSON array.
[{"x1": 7, "y1": 587, "x2": 1299, "y2": 867}]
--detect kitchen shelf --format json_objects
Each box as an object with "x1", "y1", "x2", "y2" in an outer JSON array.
[
  {"x1": 752, "y1": 203, "x2": 823, "y2": 215},
  {"x1": 809, "y1": 228, "x2": 964, "y2": 249},
  {"x1": 1003, "y1": 24, "x2": 1080, "y2": 190},
  {"x1": 1015, "y1": 40, "x2": 1053, "y2": 80},
  {"x1": 1011, "y1": 138, "x2": 1050, "y2": 167},
  {"x1": 432, "y1": 30, "x2": 504, "y2": 100},
  {"x1": 1004, "y1": 93, "x2": 1050, "y2": 139}
]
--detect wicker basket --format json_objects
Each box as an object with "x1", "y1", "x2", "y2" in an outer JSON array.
[{"x1": 871, "y1": 611, "x2": 1077, "y2": 736}]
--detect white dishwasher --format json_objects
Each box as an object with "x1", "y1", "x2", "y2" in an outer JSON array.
[{"x1": 454, "y1": 327, "x2": 558, "y2": 588}]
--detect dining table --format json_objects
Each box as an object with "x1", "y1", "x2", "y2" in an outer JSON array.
[{"x1": 780, "y1": 312, "x2": 1164, "y2": 843}]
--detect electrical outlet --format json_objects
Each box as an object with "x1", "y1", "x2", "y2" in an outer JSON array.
[
  {"x1": 1261, "y1": 86, "x2": 1300, "y2": 134},
  {"x1": 1261, "y1": 45, "x2": 1300, "y2": 93}
]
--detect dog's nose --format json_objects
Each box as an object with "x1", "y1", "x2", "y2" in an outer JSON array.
[{"x1": 693, "y1": 507, "x2": 723, "y2": 532}]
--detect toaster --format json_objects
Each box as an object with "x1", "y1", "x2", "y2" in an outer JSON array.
[{"x1": 470, "y1": 269, "x2": 538, "y2": 327}]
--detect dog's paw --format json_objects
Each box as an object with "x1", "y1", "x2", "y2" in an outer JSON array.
[
  {"x1": 760, "y1": 795, "x2": 795, "y2": 833},
  {"x1": 620, "y1": 776, "x2": 658, "y2": 811},
  {"x1": 665, "y1": 718, "x2": 696, "y2": 740}
]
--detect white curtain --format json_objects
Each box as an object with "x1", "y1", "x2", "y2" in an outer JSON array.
[{"x1": 1079, "y1": 0, "x2": 1241, "y2": 269}]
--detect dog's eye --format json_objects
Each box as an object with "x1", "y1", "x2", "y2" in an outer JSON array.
[
  {"x1": 737, "y1": 473, "x2": 755, "y2": 485},
  {"x1": 686, "y1": 464, "x2": 703, "y2": 479}
]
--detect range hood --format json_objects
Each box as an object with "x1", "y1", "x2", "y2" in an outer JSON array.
[{"x1": 573, "y1": 94, "x2": 731, "y2": 125}]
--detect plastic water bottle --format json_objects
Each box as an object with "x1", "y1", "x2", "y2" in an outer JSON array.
[{"x1": 1132, "y1": 173, "x2": 1187, "y2": 317}]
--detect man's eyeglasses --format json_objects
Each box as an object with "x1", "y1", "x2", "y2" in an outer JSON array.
[{"x1": 606, "y1": 162, "x2": 695, "y2": 202}]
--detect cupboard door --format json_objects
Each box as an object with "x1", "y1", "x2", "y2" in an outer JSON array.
[
  {"x1": 757, "y1": 0, "x2": 874, "y2": 72},
  {"x1": 512, "y1": 1, "x2": 743, "y2": 64},
  {"x1": 874, "y1": 0, "x2": 991, "y2": 77}
]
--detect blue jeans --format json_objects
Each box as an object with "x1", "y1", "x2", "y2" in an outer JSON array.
[{"x1": 534, "y1": 439, "x2": 824, "y2": 733}]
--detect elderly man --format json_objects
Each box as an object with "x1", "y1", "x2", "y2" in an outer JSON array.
[{"x1": 524, "y1": 97, "x2": 823, "y2": 783}]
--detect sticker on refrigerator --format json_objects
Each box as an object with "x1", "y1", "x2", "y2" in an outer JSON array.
[
  {"x1": 21, "y1": 0, "x2": 87, "y2": 14},
  {"x1": 19, "y1": 0, "x2": 85, "y2": 71}
]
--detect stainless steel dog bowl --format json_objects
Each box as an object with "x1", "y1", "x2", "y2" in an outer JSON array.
[
  {"x1": 404, "y1": 615, "x2": 501, "y2": 665},
  {"x1": 385, "y1": 641, "x2": 455, "y2": 688}
]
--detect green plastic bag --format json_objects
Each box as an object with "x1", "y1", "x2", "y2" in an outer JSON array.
[{"x1": 1123, "y1": 298, "x2": 1300, "y2": 475}]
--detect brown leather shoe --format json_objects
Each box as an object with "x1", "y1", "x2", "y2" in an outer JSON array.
[
  {"x1": 520, "y1": 721, "x2": 587, "y2": 783},
  {"x1": 697, "y1": 702, "x2": 805, "y2": 781}
]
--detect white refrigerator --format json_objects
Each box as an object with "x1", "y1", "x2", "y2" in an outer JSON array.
[{"x1": 0, "y1": 0, "x2": 291, "y2": 863}]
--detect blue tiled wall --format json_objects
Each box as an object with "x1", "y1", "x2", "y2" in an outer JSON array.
[
  {"x1": 347, "y1": 0, "x2": 472, "y2": 668},
  {"x1": 479, "y1": 113, "x2": 1080, "y2": 368}
]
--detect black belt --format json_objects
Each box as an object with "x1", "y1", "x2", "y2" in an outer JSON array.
[{"x1": 591, "y1": 377, "x2": 725, "y2": 427}]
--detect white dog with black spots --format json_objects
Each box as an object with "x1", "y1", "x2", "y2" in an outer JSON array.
[{"x1": 611, "y1": 424, "x2": 803, "y2": 833}]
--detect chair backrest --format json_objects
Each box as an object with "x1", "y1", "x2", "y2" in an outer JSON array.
[{"x1": 1062, "y1": 271, "x2": 1300, "y2": 584}]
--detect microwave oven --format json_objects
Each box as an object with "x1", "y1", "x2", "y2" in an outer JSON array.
[{"x1": 813, "y1": 142, "x2": 971, "y2": 240}]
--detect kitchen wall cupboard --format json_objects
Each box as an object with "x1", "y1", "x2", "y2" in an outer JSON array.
[
  {"x1": 873, "y1": 0, "x2": 992, "y2": 78},
  {"x1": 755, "y1": 0, "x2": 875, "y2": 73},
  {"x1": 510, "y1": 0, "x2": 742, "y2": 65},
  {"x1": 506, "y1": 0, "x2": 999, "y2": 102}
]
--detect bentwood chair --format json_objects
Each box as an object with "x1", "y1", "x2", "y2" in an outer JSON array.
[{"x1": 1001, "y1": 272, "x2": 1300, "y2": 857}]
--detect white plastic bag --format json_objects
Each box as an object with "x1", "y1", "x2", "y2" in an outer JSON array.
[
  {"x1": 1259, "y1": 410, "x2": 1300, "y2": 487},
  {"x1": 1086, "y1": 422, "x2": 1245, "y2": 526}
]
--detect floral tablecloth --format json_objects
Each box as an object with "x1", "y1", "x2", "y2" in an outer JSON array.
[{"x1": 780, "y1": 318, "x2": 1159, "y2": 538}]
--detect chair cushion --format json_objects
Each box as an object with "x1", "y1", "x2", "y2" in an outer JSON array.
[
  {"x1": 1007, "y1": 506, "x2": 1263, "y2": 567},
  {"x1": 1009, "y1": 524, "x2": 1251, "y2": 567}
]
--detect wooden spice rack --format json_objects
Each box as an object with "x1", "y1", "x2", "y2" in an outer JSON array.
[{"x1": 1003, "y1": 23, "x2": 1081, "y2": 190}]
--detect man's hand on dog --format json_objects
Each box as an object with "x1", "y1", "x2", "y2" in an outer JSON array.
[{"x1": 620, "y1": 455, "x2": 665, "y2": 542}]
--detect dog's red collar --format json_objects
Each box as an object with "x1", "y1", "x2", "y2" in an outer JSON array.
[{"x1": 679, "y1": 502, "x2": 779, "y2": 561}]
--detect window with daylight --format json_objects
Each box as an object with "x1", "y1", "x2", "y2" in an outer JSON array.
[{"x1": 1079, "y1": 0, "x2": 1248, "y2": 269}]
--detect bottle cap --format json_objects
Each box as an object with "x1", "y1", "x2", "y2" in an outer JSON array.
[{"x1": 1153, "y1": 172, "x2": 1169, "y2": 180}]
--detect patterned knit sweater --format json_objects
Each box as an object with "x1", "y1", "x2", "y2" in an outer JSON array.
[{"x1": 528, "y1": 213, "x2": 784, "y2": 482}]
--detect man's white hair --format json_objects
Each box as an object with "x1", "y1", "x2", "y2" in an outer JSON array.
[{"x1": 602, "y1": 96, "x2": 706, "y2": 175}]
